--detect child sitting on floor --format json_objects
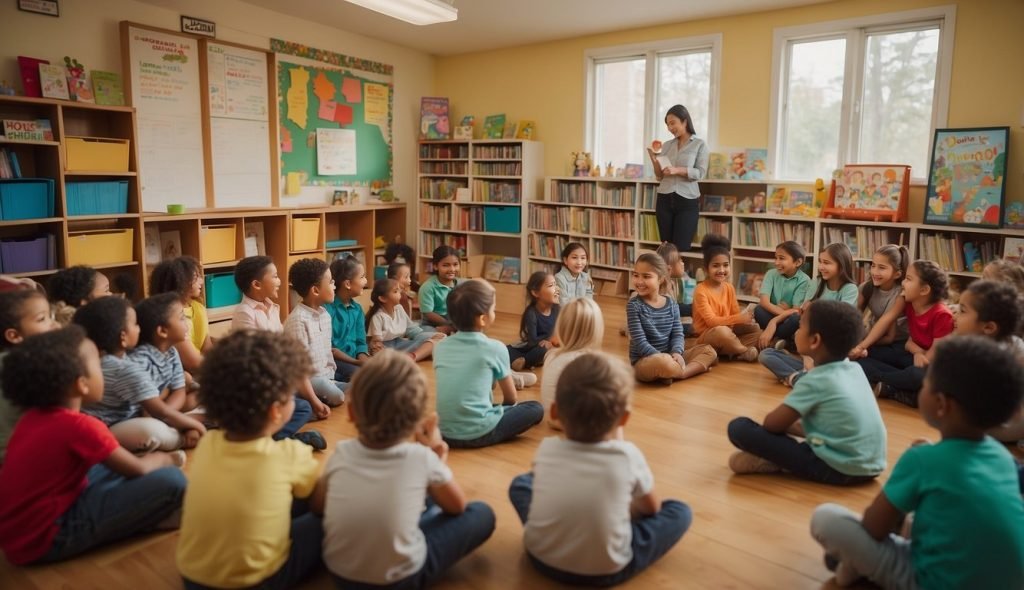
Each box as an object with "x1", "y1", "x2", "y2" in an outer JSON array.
[
  {"x1": 433, "y1": 279, "x2": 544, "y2": 448},
  {"x1": 230, "y1": 255, "x2": 283, "y2": 332},
  {"x1": 655, "y1": 242, "x2": 695, "y2": 335},
  {"x1": 177, "y1": 330, "x2": 324, "y2": 589},
  {"x1": 691, "y1": 235, "x2": 761, "y2": 362},
  {"x1": 419, "y1": 245, "x2": 461, "y2": 334},
  {"x1": 148, "y1": 256, "x2": 210, "y2": 373},
  {"x1": 727, "y1": 300, "x2": 887, "y2": 485},
  {"x1": 130, "y1": 293, "x2": 197, "y2": 414},
  {"x1": 317, "y1": 349, "x2": 495, "y2": 588},
  {"x1": 284, "y1": 258, "x2": 348, "y2": 408},
  {"x1": 848, "y1": 244, "x2": 910, "y2": 360},
  {"x1": 47, "y1": 265, "x2": 111, "y2": 326},
  {"x1": 509, "y1": 351, "x2": 692, "y2": 586},
  {"x1": 507, "y1": 271, "x2": 560, "y2": 371},
  {"x1": 325, "y1": 256, "x2": 370, "y2": 383},
  {"x1": 554, "y1": 242, "x2": 594, "y2": 302},
  {"x1": 0, "y1": 327, "x2": 186, "y2": 565},
  {"x1": 755, "y1": 241, "x2": 811, "y2": 337},
  {"x1": 810, "y1": 336, "x2": 1024, "y2": 589},
  {"x1": 540, "y1": 297, "x2": 604, "y2": 429},
  {"x1": 387, "y1": 261, "x2": 416, "y2": 317},
  {"x1": 365, "y1": 278, "x2": 444, "y2": 362}
]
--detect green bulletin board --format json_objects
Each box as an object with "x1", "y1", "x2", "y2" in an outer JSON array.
[{"x1": 273, "y1": 39, "x2": 394, "y2": 188}]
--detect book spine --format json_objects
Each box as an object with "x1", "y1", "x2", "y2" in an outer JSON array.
[{"x1": 8, "y1": 151, "x2": 21, "y2": 178}]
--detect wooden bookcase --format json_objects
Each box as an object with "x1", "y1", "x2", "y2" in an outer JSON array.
[{"x1": 529, "y1": 176, "x2": 1024, "y2": 302}]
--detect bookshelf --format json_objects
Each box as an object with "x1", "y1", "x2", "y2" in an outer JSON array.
[
  {"x1": 417, "y1": 139, "x2": 543, "y2": 285},
  {"x1": 529, "y1": 176, "x2": 1024, "y2": 302}
]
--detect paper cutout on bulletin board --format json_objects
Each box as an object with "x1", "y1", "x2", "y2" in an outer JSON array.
[
  {"x1": 364, "y1": 83, "x2": 388, "y2": 129},
  {"x1": 342, "y1": 77, "x2": 361, "y2": 103},
  {"x1": 286, "y1": 68, "x2": 309, "y2": 128},
  {"x1": 316, "y1": 128, "x2": 357, "y2": 175},
  {"x1": 281, "y1": 127, "x2": 293, "y2": 153},
  {"x1": 319, "y1": 99, "x2": 337, "y2": 122},
  {"x1": 286, "y1": 172, "x2": 302, "y2": 194},
  {"x1": 313, "y1": 71, "x2": 335, "y2": 102}
]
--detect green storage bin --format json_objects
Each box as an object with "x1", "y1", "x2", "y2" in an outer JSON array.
[
  {"x1": 205, "y1": 272, "x2": 242, "y2": 308},
  {"x1": 483, "y1": 206, "x2": 521, "y2": 233}
]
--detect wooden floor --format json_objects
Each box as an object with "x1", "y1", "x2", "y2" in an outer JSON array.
[{"x1": 2, "y1": 295, "x2": 942, "y2": 590}]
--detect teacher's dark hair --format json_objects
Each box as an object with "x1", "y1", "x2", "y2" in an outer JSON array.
[{"x1": 665, "y1": 104, "x2": 696, "y2": 135}]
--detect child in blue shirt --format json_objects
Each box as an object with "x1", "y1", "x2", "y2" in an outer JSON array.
[
  {"x1": 728, "y1": 300, "x2": 886, "y2": 485},
  {"x1": 811, "y1": 336, "x2": 1024, "y2": 589},
  {"x1": 325, "y1": 256, "x2": 369, "y2": 383}
]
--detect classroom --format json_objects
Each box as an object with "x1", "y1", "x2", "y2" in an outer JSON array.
[{"x1": 1, "y1": 0, "x2": 1023, "y2": 588}]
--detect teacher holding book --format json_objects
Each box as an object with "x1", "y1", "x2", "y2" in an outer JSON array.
[{"x1": 648, "y1": 104, "x2": 708, "y2": 253}]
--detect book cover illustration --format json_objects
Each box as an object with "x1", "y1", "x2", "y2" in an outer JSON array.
[
  {"x1": 722, "y1": 196, "x2": 737, "y2": 212},
  {"x1": 160, "y1": 230, "x2": 182, "y2": 261},
  {"x1": 502, "y1": 121, "x2": 516, "y2": 139},
  {"x1": 738, "y1": 272, "x2": 765, "y2": 297},
  {"x1": 925, "y1": 127, "x2": 1007, "y2": 228},
  {"x1": 744, "y1": 149, "x2": 768, "y2": 180},
  {"x1": 64, "y1": 57, "x2": 93, "y2": 103},
  {"x1": 144, "y1": 226, "x2": 161, "y2": 265},
  {"x1": 707, "y1": 152, "x2": 728, "y2": 179},
  {"x1": 835, "y1": 166, "x2": 907, "y2": 211},
  {"x1": 785, "y1": 190, "x2": 814, "y2": 215},
  {"x1": 483, "y1": 255, "x2": 503, "y2": 281},
  {"x1": 38, "y1": 63, "x2": 69, "y2": 100},
  {"x1": 419, "y1": 97, "x2": 450, "y2": 140},
  {"x1": 514, "y1": 120, "x2": 535, "y2": 140},
  {"x1": 767, "y1": 187, "x2": 787, "y2": 214},
  {"x1": 703, "y1": 195, "x2": 723, "y2": 212},
  {"x1": 18, "y1": 56, "x2": 47, "y2": 97},
  {"x1": 91, "y1": 70, "x2": 124, "y2": 106},
  {"x1": 499, "y1": 257, "x2": 521, "y2": 284},
  {"x1": 1003, "y1": 237, "x2": 1024, "y2": 265},
  {"x1": 244, "y1": 222, "x2": 267, "y2": 256},
  {"x1": 483, "y1": 114, "x2": 506, "y2": 139},
  {"x1": 726, "y1": 150, "x2": 746, "y2": 180},
  {"x1": 2, "y1": 119, "x2": 53, "y2": 141},
  {"x1": 751, "y1": 191, "x2": 766, "y2": 213}
]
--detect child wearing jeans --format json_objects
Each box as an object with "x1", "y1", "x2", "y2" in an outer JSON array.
[
  {"x1": 366, "y1": 278, "x2": 444, "y2": 361},
  {"x1": 727, "y1": 301, "x2": 887, "y2": 485},
  {"x1": 318, "y1": 350, "x2": 496, "y2": 588},
  {"x1": 0, "y1": 327, "x2": 186, "y2": 565},
  {"x1": 284, "y1": 258, "x2": 348, "y2": 408},
  {"x1": 177, "y1": 330, "x2": 324, "y2": 589},
  {"x1": 507, "y1": 271, "x2": 560, "y2": 371},
  {"x1": 509, "y1": 351, "x2": 692, "y2": 585},
  {"x1": 811, "y1": 336, "x2": 1024, "y2": 589},
  {"x1": 433, "y1": 279, "x2": 544, "y2": 448}
]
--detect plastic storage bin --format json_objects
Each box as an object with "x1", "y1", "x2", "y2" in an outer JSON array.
[
  {"x1": 291, "y1": 217, "x2": 321, "y2": 252},
  {"x1": 200, "y1": 224, "x2": 237, "y2": 264},
  {"x1": 0, "y1": 179, "x2": 55, "y2": 220},
  {"x1": 205, "y1": 272, "x2": 243, "y2": 308},
  {"x1": 0, "y1": 235, "x2": 53, "y2": 273},
  {"x1": 64, "y1": 137, "x2": 130, "y2": 172},
  {"x1": 483, "y1": 206, "x2": 521, "y2": 233},
  {"x1": 67, "y1": 228, "x2": 134, "y2": 266},
  {"x1": 66, "y1": 181, "x2": 129, "y2": 215}
]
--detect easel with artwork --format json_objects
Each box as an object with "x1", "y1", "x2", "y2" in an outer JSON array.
[{"x1": 823, "y1": 164, "x2": 910, "y2": 222}]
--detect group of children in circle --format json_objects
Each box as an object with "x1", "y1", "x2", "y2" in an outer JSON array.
[{"x1": 0, "y1": 228, "x2": 1021, "y2": 589}]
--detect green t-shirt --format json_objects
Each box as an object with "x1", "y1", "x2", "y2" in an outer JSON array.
[
  {"x1": 803, "y1": 280, "x2": 859, "y2": 306},
  {"x1": 782, "y1": 359, "x2": 887, "y2": 475},
  {"x1": 418, "y1": 275, "x2": 456, "y2": 317},
  {"x1": 759, "y1": 268, "x2": 811, "y2": 307},
  {"x1": 884, "y1": 437, "x2": 1024, "y2": 590},
  {"x1": 433, "y1": 331, "x2": 509, "y2": 440}
]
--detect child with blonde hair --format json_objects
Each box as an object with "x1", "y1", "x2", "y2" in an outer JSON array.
[
  {"x1": 317, "y1": 350, "x2": 495, "y2": 587},
  {"x1": 692, "y1": 235, "x2": 762, "y2": 361},
  {"x1": 540, "y1": 297, "x2": 604, "y2": 429}
]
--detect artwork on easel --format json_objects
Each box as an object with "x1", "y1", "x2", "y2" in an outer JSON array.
[
  {"x1": 924, "y1": 127, "x2": 1008, "y2": 228},
  {"x1": 824, "y1": 164, "x2": 910, "y2": 222}
]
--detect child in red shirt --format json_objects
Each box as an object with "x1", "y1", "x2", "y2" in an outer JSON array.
[{"x1": 0, "y1": 326, "x2": 186, "y2": 565}]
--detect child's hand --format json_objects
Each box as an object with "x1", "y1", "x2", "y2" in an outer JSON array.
[
  {"x1": 913, "y1": 352, "x2": 929, "y2": 368},
  {"x1": 779, "y1": 302, "x2": 791, "y2": 310},
  {"x1": 183, "y1": 429, "x2": 202, "y2": 449},
  {"x1": 313, "y1": 400, "x2": 331, "y2": 419},
  {"x1": 437, "y1": 325, "x2": 454, "y2": 336},
  {"x1": 415, "y1": 413, "x2": 448, "y2": 460},
  {"x1": 539, "y1": 340, "x2": 553, "y2": 349},
  {"x1": 671, "y1": 352, "x2": 686, "y2": 369},
  {"x1": 369, "y1": 340, "x2": 384, "y2": 354},
  {"x1": 758, "y1": 324, "x2": 776, "y2": 349}
]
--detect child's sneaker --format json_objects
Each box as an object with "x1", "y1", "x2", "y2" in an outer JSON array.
[
  {"x1": 292, "y1": 430, "x2": 327, "y2": 451},
  {"x1": 773, "y1": 339, "x2": 788, "y2": 350},
  {"x1": 511, "y1": 371, "x2": 537, "y2": 389},
  {"x1": 738, "y1": 347, "x2": 759, "y2": 362},
  {"x1": 728, "y1": 451, "x2": 782, "y2": 474}
]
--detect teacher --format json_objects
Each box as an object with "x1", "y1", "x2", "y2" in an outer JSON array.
[{"x1": 648, "y1": 104, "x2": 708, "y2": 253}]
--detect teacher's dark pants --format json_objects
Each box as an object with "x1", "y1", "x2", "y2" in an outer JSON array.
[{"x1": 656, "y1": 192, "x2": 700, "y2": 252}]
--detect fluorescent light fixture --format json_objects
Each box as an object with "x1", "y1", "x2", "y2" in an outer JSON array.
[{"x1": 345, "y1": 0, "x2": 457, "y2": 25}]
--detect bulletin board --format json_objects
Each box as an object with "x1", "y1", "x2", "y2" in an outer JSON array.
[{"x1": 272, "y1": 39, "x2": 394, "y2": 196}]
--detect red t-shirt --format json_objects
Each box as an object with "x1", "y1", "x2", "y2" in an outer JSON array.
[
  {"x1": 905, "y1": 301, "x2": 954, "y2": 350},
  {"x1": 0, "y1": 407, "x2": 118, "y2": 564}
]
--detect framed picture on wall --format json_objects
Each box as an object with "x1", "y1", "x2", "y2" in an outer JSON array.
[{"x1": 924, "y1": 127, "x2": 1008, "y2": 228}]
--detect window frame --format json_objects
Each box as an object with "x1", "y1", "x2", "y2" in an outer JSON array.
[
  {"x1": 768, "y1": 6, "x2": 956, "y2": 183},
  {"x1": 584, "y1": 34, "x2": 722, "y2": 167}
]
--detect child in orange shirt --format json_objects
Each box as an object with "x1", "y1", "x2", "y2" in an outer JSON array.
[{"x1": 692, "y1": 235, "x2": 761, "y2": 361}]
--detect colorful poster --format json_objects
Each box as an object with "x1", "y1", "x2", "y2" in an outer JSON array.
[
  {"x1": 419, "y1": 96, "x2": 450, "y2": 140},
  {"x1": 924, "y1": 127, "x2": 1008, "y2": 228},
  {"x1": 316, "y1": 128, "x2": 357, "y2": 175},
  {"x1": 364, "y1": 83, "x2": 389, "y2": 128},
  {"x1": 286, "y1": 67, "x2": 309, "y2": 128}
]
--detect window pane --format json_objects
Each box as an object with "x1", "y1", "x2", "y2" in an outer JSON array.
[
  {"x1": 859, "y1": 28, "x2": 939, "y2": 175},
  {"x1": 656, "y1": 51, "x2": 712, "y2": 141},
  {"x1": 780, "y1": 38, "x2": 846, "y2": 179},
  {"x1": 593, "y1": 58, "x2": 646, "y2": 169}
]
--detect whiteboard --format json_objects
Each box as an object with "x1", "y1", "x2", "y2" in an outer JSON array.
[
  {"x1": 126, "y1": 26, "x2": 207, "y2": 211},
  {"x1": 207, "y1": 42, "x2": 272, "y2": 207}
]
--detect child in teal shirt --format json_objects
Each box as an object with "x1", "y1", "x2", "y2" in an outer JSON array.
[
  {"x1": 811, "y1": 336, "x2": 1024, "y2": 589},
  {"x1": 325, "y1": 256, "x2": 369, "y2": 383},
  {"x1": 419, "y1": 245, "x2": 460, "y2": 334}
]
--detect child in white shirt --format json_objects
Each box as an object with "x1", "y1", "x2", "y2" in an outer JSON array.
[{"x1": 365, "y1": 278, "x2": 444, "y2": 362}]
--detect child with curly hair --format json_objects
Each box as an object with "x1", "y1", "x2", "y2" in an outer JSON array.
[
  {"x1": 148, "y1": 256, "x2": 209, "y2": 372},
  {"x1": 47, "y1": 266, "x2": 111, "y2": 325}
]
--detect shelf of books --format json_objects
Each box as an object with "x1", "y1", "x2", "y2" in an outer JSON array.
[
  {"x1": 416, "y1": 139, "x2": 543, "y2": 284},
  {"x1": 529, "y1": 176, "x2": 1024, "y2": 302}
]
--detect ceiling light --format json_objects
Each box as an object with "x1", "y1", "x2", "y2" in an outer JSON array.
[{"x1": 345, "y1": 0, "x2": 457, "y2": 25}]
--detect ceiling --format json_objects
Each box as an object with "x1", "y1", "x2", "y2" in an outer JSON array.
[{"x1": 238, "y1": 0, "x2": 836, "y2": 56}]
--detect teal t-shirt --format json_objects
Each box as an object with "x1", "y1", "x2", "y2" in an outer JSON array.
[
  {"x1": 323, "y1": 297, "x2": 368, "y2": 357},
  {"x1": 803, "y1": 280, "x2": 858, "y2": 306},
  {"x1": 433, "y1": 331, "x2": 508, "y2": 440},
  {"x1": 782, "y1": 359, "x2": 886, "y2": 476},
  {"x1": 884, "y1": 437, "x2": 1024, "y2": 590},
  {"x1": 759, "y1": 268, "x2": 811, "y2": 307},
  {"x1": 418, "y1": 275, "x2": 457, "y2": 318}
]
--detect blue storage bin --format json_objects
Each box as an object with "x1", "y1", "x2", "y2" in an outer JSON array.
[
  {"x1": 205, "y1": 272, "x2": 243, "y2": 308},
  {"x1": 483, "y1": 206, "x2": 521, "y2": 233},
  {"x1": 66, "y1": 181, "x2": 129, "y2": 216},
  {"x1": 0, "y1": 235, "x2": 52, "y2": 273},
  {"x1": 0, "y1": 179, "x2": 55, "y2": 220}
]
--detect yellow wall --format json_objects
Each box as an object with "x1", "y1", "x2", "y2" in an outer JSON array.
[{"x1": 435, "y1": 0, "x2": 1024, "y2": 218}]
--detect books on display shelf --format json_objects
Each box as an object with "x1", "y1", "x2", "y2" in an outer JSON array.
[
  {"x1": 551, "y1": 181, "x2": 596, "y2": 205},
  {"x1": 641, "y1": 184, "x2": 658, "y2": 209},
  {"x1": 419, "y1": 178, "x2": 466, "y2": 200},
  {"x1": 528, "y1": 204, "x2": 570, "y2": 233},
  {"x1": 499, "y1": 257, "x2": 521, "y2": 283},
  {"x1": 593, "y1": 240, "x2": 635, "y2": 267},
  {"x1": 1004, "y1": 237, "x2": 1024, "y2": 264},
  {"x1": 597, "y1": 185, "x2": 637, "y2": 208},
  {"x1": 917, "y1": 233, "x2": 999, "y2": 274},
  {"x1": 736, "y1": 220, "x2": 814, "y2": 252},
  {"x1": 456, "y1": 206, "x2": 485, "y2": 232},
  {"x1": 821, "y1": 226, "x2": 907, "y2": 259},
  {"x1": 483, "y1": 115, "x2": 506, "y2": 140},
  {"x1": 590, "y1": 210, "x2": 634, "y2": 239},
  {"x1": 694, "y1": 217, "x2": 730, "y2": 244},
  {"x1": 569, "y1": 208, "x2": 590, "y2": 234},
  {"x1": 473, "y1": 161, "x2": 522, "y2": 176},
  {"x1": 420, "y1": 232, "x2": 466, "y2": 259},
  {"x1": 0, "y1": 149, "x2": 24, "y2": 178},
  {"x1": 420, "y1": 161, "x2": 467, "y2": 175},
  {"x1": 419, "y1": 143, "x2": 468, "y2": 159},
  {"x1": 737, "y1": 272, "x2": 765, "y2": 297},
  {"x1": 473, "y1": 143, "x2": 522, "y2": 159},
  {"x1": 639, "y1": 213, "x2": 659, "y2": 242},
  {"x1": 528, "y1": 233, "x2": 570, "y2": 259},
  {"x1": 530, "y1": 260, "x2": 560, "y2": 275},
  {"x1": 472, "y1": 180, "x2": 520, "y2": 203},
  {"x1": 419, "y1": 204, "x2": 452, "y2": 230}
]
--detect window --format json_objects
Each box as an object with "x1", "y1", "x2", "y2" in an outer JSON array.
[
  {"x1": 771, "y1": 7, "x2": 954, "y2": 181},
  {"x1": 586, "y1": 36, "x2": 721, "y2": 171}
]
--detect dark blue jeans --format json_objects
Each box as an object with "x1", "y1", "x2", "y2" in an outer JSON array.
[
  {"x1": 754, "y1": 305, "x2": 775, "y2": 329},
  {"x1": 727, "y1": 417, "x2": 877, "y2": 486},
  {"x1": 507, "y1": 345, "x2": 548, "y2": 369},
  {"x1": 39, "y1": 464, "x2": 186, "y2": 563},
  {"x1": 508, "y1": 473, "x2": 691, "y2": 586},
  {"x1": 656, "y1": 192, "x2": 700, "y2": 252},
  {"x1": 773, "y1": 313, "x2": 801, "y2": 344},
  {"x1": 272, "y1": 395, "x2": 312, "y2": 440},
  {"x1": 856, "y1": 341, "x2": 923, "y2": 405},
  {"x1": 445, "y1": 401, "x2": 544, "y2": 449},
  {"x1": 184, "y1": 508, "x2": 323, "y2": 590},
  {"x1": 335, "y1": 360, "x2": 360, "y2": 383},
  {"x1": 332, "y1": 501, "x2": 496, "y2": 589}
]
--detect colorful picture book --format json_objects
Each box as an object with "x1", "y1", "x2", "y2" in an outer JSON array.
[
  {"x1": 1004, "y1": 237, "x2": 1024, "y2": 265},
  {"x1": 17, "y1": 56, "x2": 47, "y2": 97},
  {"x1": 502, "y1": 120, "x2": 516, "y2": 139},
  {"x1": 67, "y1": 74, "x2": 94, "y2": 103},
  {"x1": 499, "y1": 257, "x2": 521, "y2": 284},
  {"x1": 419, "y1": 97, "x2": 450, "y2": 140},
  {"x1": 827, "y1": 164, "x2": 910, "y2": 222},
  {"x1": 766, "y1": 187, "x2": 786, "y2": 214},
  {"x1": 723, "y1": 148, "x2": 769, "y2": 180},
  {"x1": 784, "y1": 190, "x2": 813, "y2": 215},
  {"x1": 38, "y1": 63, "x2": 69, "y2": 100},
  {"x1": 924, "y1": 127, "x2": 1008, "y2": 228},
  {"x1": 722, "y1": 196, "x2": 737, "y2": 212},
  {"x1": 1004, "y1": 202, "x2": 1024, "y2": 229},
  {"x1": 737, "y1": 272, "x2": 765, "y2": 297},
  {"x1": 623, "y1": 163, "x2": 644, "y2": 179},
  {"x1": 707, "y1": 152, "x2": 728, "y2": 180},
  {"x1": 2, "y1": 119, "x2": 53, "y2": 141},
  {"x1": 703, "y1": 195, "x2": 723, "y2": 212},
  {"x1": 91, "y1": 70, "x2": 124, "y2": 106},
  {"x1": 514, "y1": 120, "x2": 536, "y2": 140},
  {"x1": 483, "y1": 114, "x2": 506, "y2": 139}
]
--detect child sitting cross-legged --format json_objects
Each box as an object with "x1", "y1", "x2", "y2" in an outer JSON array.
[
  {"x1": 75, "y1": 297, "x2": 206, "y2": 452},
  {"x1": 691, "y1": 235, "x2": 762, "y2": 361},
  {"x1": 509, "y1": 351, "x2": 692, "y2": 586},
  {"x1": 317, "y1": 349, "x2": 496, "y2": 588},
  {"x1": 130, "y1": 293, "x2": 199, "y2": 414},
  {"x1": 284, "y1": 258, "x2": 348, "y2": 408},
  {"x1": 0, "y1": 327, "x2": 186, "y2": 565},
  {"x1": 811, "y1": 336, "x2": 1024, "y2": 589},
  {"x1": 366, "y1": 278, "x2": 445, "y2": 362},
  {"x1": 727, "y1": 300, "x2": 887, "y2": 485},
  {"x1": 177, "y1": 330, "x2": 325, "y2": 589},
  {"x1": 540, "y1": 297, "x2": 604, "y2": 430},
  {"x1": 433, "y1": 279, "x2": 544, "y2": 448},
  {"x1": 507, "y1": 271, "x2": 560, "y2": 371}
]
